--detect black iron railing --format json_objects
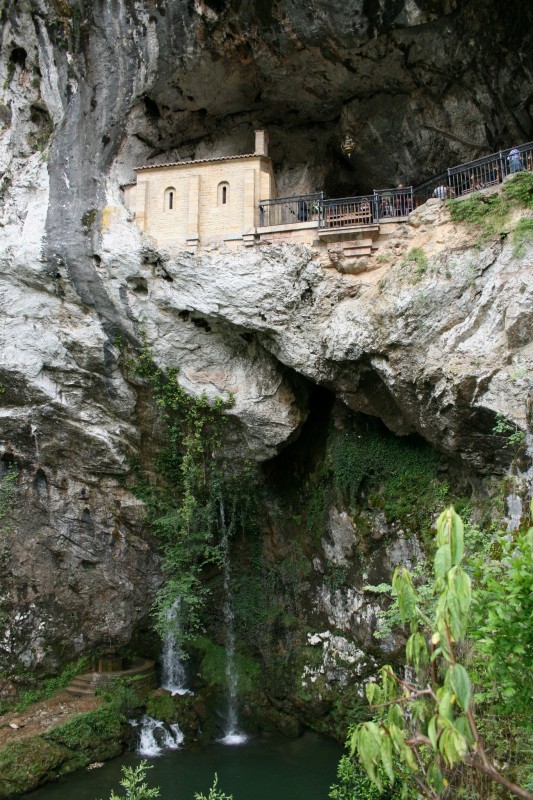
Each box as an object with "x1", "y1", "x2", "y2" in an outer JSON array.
[
  {"x1": 258, "y1": 188, "x2": 414, "y2": 230},
  {"x1": 318, "y1": 188, "x2": 414, "y2": 229},
  {"x1": 414, "y1": 141, "x2": 533, "y2": 204},
  {"x1": 258, "y1": 192, "x2": 322, "y2": 227},
  {"x1": 373, "y1": 187, "x2": 414, "y2": 219},
  {"x1": 257, "y1": 140, "x2": 533, "y2": 230},
  {"x1": 447, "y1": 142, "x2": 533, "y2": 198},
  {"x1": 319, "y1": 195, "x2": 376, "y2": 228},
  {"x1": 413, "y1": 172, "x2": 448, "y2": 206}
]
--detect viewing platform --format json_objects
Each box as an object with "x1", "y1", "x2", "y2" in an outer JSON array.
[
  {"x1": 254, "y1": 188, "x2": 413, "y2": 256},
  {"x1": 123, "y1": 131, "x2": 532, "y2": 257}
]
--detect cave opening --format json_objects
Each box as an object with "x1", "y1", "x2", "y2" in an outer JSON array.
[
  {"x1": 261, "y1": 381, "x2": 459, "y2": 526},
  {"x1": 9, "y1": 46, "x2": 27, "y2": 69},
  {"x1": 262, "y1": 383, "x2": 336, "y2": 496}
]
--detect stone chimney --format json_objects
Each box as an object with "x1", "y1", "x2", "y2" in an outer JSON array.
[{"x1": 254, "y1": 129, "x2": 269, "y2": 157}]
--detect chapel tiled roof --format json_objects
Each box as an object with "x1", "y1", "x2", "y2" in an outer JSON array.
[{"x1": 135, "y1": 153, "x2": 269, "y2": 171}]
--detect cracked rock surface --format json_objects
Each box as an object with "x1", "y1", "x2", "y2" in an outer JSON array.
[{"x1": 0, "y1": 0, "x2": 532, "y2": 670}]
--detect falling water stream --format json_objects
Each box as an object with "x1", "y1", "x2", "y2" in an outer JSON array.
[
  {"x1": 133, "y1": 598, "x2": 191, "y2": 756},
  {"x1": 161, "y1": 598, "x2": 190, "y2": 696},
  {"x1": 504, "y1": 431, "x2": 533, "y2": 531},
  {"x1": 219, "y1": 500, "x2": 247, "y2": 746},
  {"x1": 132, "y1": 715, "x2": 185, "y2": 757}
]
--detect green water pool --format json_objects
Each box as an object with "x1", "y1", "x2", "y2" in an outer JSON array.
[{"x1": 23, "y1": 732, "x2": 342, "y2": 800}]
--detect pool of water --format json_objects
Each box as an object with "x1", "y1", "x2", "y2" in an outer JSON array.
[{"x1": 23, "y1": 732, "x2": 342, "y2": 800}]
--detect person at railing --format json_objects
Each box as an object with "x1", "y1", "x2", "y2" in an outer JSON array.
[
  {"x1": 360, "y1": 199, "x2": 372, "y2": 223},
  {"x1": 394, "y1": 184, "x2": 413, "y2": 215},
  {"x1": 379, "y1": 191, "x2": 393, "y2": 217},
  {"x1": 433, "y1": 184, "x2": 448, "y2": 199},
  {"x1": 508, "y1": 147, "x2": 522, "y2": 174},
  {"x1": 470, "y1": 172, "x2": 483, "y2": 191}
]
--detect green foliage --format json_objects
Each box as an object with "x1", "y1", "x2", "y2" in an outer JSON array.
[
  {"x1": 401, "y1": 247, "x2": 429, "y2": 279},
  {"x1": 98, "y1": 678, "x2": 146, "y2": 718},
  {"x1": 513, "y1": 216, "x2": 533, "y2": 257},
  {"x1": 5, "y1": 658, "x2": 89, "y2": 714},
  {"x1": 501, "y1": 170, "x2": 533, "y2": 209},
  {"x1": 195, "y1": 636, "x2": 260, "y2": 695},
  {"x1": 329, "y1": 753, "x2": 407, "y2": 800},
  {"x1": 100, "y1": 760, "x2": 160, "y2": 800},
  {"x1": 128, "y1": 340, "x2": 238, "y2": 652},
  {"x1": 145, "y1": 692, "x2": 177, "y2": 722},
  {"x1": 81, "y1": 208, "x2": 97, "y2": 231},
  {"x1": 328, "y1": 425, "x2": 445, "y2": 531},
  {"x1": 364, "y1": 561, "x2": 434, "y2": 641},
  {"x1": 194, "y1": 774, "x2": 233, "y2": 800},
  {"x1": 46, "y1": 705, "x2": 123, "y2": 754},
  {"x1": 492, "y1": 412, "x2": 525, "y2": 448},
  {"x1": 352, "y1": 505, "x2": 533, "y2": 800},
  {"x1": 447, "y1": 172, "x2": 533, "y2": 244},
  {"x1": 0, "y1": 736, "x2": 68, "y2": 797},
  {"x1": 470, "y1": 505, "x2": 533, "y2": 719},
  {"x1": 448, "y1": 193, "x2": 503, "y2": 229}
]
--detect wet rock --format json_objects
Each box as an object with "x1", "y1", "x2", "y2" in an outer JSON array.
[{"x1": 0, "y1": 0, "x2": 532, "y2": 674}]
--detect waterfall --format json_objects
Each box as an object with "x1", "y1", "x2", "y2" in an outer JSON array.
[
  {"x1": 161, "y1": 598, "x2": 190, "y2": 695},
  {"x1": 133, "y1": 715, "x2": 184, "y2": 757},
  {"x1": 525, "y1": 431, "x2": 533, "y2": 499},
  {"x1": 219, "y1": 500, "x2": 247, "y2": 746},
  {"x1": 504, "y1": 431, "x2": 533, "y2": 531}
]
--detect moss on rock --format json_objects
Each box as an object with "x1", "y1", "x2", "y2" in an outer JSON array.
[
  {"x1": 0, "y1": 705, "x2": 126, "y2": 797},
  {"x1": 0, "y1": 736, "x2": 69, "y2": 797}
]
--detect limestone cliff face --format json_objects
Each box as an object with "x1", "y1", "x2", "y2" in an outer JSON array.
[{"x1": 0, "y1": 0, "x2": 532, "y2": 676}]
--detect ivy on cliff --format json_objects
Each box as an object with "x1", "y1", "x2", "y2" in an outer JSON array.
[
  {"x1": 305, "y1": 419, "x2": 449, "y2": 548},
  {"x1": 128, "y1": 341, "x2": 258, "y2": 653}
]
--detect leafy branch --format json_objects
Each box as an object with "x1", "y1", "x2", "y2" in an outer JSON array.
[
  {"x1": 352, "y1": 505, "x2": 533, "y2": 800},
  {"x1": 100, "y1": 760, "x2": 160, "y2": 800}
]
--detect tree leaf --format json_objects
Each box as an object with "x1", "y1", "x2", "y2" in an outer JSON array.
[
  {"x1": 428, "y1": 715, "x2": 439, "y2": 750},
  {"x1": 434, "y1": 544, "x2": 452, "y2": 580},
  {"x1": 366, "y1": 682, "x2": 381, "y2": 706},
  {"x1": 449, "y1": 509, "x2": 464, "y2": 566},
  {"x1": 450, "y1": 663, "x2": 471, "y2": 711},
  {"x1": 427, "y1": 762, "x2": 445, "y2": 793},
  {"x1": 438, "y1": 688, "x2": 454, "y2": 721},
  {"x1": 380, "y1": 732, "x2": 395, "y2": 785}
]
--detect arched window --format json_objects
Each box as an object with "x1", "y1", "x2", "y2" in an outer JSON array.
[
  {"x1": 218, "y1": 181, "x2": 229, "y2": 206},
  {"x1": 164, "y1": 186, "x2": 176, "y2": 211}
]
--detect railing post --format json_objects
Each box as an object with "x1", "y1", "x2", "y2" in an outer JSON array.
[
  {"x1": 373, "y1": 195, "x2": 379, "y2": 223},
  {"x1": 499, "y1": 150, "x2": 505, "y2": 182}
]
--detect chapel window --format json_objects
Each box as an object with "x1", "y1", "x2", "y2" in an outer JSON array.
[
  {"x1": 218, "y1": 181, "x2": 229, "y2": 205},
  {"x1": 164, "y1": 187, "x2": 176, "y2": 211}
]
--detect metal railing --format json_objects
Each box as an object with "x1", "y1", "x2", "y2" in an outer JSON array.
[
  {"x1": 447, "y1": 142, "x2": 533, "y2": 198},
  {"x1": 257, "y1": 140, "x2": 533, "y2": 230},
  {"x1": 258, "y1": 192, "x2": 322, "y2": 227},
  {"x1": 415, "y1": 141, "x2": 533, "y2": 204},
  {"x1": 319, "y1": 195, "x2": 377, "y2": 228},
  {"x1": 413, "y1": 171, "x2": 448, "y2": 206},
  {"x1": 373, "y1": 187, "x2": 414, "y2": 219}
]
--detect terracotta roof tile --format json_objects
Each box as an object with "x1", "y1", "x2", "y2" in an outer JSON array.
[{"x1": 135, "y1": 153, "x2": 269, "y2": 171}]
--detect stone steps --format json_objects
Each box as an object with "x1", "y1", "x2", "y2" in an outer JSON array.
[
  {"x1": 341, "y1": 239, "x2": 375, "y2": 258},
  {"x1": 65, "y1": 676, "x2": 98, "y2": 697},
  {"x1": 65, "y1": 658, "x2": 157, "y2": 697}
]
